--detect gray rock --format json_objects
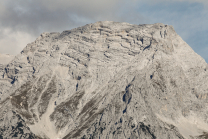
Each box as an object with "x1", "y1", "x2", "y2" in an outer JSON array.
[{"x1": 0, "y1": 21, "x2": 208, "y2": 139}]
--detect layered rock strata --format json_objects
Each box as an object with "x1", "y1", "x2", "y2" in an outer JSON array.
[{"x1": 0, "y1": 21, "x2": 208, "y2": 139}]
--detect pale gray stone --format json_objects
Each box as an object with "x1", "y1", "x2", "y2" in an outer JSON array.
[{"x1": 0, "y1": 21, "x2": 208, "y2": 139}]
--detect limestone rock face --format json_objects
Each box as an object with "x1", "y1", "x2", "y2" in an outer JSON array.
[{"x1": 0, "y1": 21, "x2": 208, "y2": 139}]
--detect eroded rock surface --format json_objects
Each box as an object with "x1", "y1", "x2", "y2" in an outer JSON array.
[{"x1": 0, "y1": 21, "x2": 208, "y2": 139}]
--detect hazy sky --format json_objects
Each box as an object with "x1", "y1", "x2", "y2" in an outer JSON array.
[{"x1": 0, "y1": 0, "x2": 207, "y2": 62}]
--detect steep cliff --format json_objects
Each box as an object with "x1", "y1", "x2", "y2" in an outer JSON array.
[{"x1": 0, "y1": 21, "x2": 208, "y2": 139}]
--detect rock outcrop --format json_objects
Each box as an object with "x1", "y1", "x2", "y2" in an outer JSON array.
[{"x1": 0, "y1": 21, "x2": 208, "y2": 139}]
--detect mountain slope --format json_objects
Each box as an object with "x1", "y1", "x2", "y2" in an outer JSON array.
[{"x1": 0, "y1": 21, "x2": 208, "y2": 139}]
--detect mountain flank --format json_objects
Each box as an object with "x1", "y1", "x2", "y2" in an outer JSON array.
[{"x1": 0, "y1": 21, "x2": 208, "y2": 139}]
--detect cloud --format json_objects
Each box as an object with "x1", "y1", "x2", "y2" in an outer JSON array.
[
  {"x1": 39, "y1": 0, "x2": 120, "y2": 13},
  {"x1": 141, "y1": 0, "x2": 208, "y2": 5},
  {"x1": 2, "y1": 0, "x2": 206, "y2": 34},
  {"x1": 0, "y1": 28, "x2": 35, "y2": 55},
  {"x1": 0, "y1": 0, "x2": 207, "y2": 35},
  {"x1": 0, "y1": 0, "x2": 128, "y2": 34},
  {"x1": 177, "y1": 0, "x2": 208, "y2": 5}
]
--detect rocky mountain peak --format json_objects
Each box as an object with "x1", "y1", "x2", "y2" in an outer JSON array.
[{"x1": 0, "y1": 21, "x2": 208, "y2": 139}]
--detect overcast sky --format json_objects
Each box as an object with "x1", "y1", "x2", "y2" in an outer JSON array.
[{"x1": 0, "y1": 0, "x2": 207, "y2": 62}]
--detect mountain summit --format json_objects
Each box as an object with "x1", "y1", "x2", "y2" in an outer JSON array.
[{"x1": 0, "y1": 21, "x2": 208, "y2": 139}]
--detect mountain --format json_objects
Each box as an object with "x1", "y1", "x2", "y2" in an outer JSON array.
[
  {"x1": 0, "y1": 54, "x2": 14, "y2": 83},
  {"x1": 0, "y1": 21, "x2": 208, "y2": 139}
]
